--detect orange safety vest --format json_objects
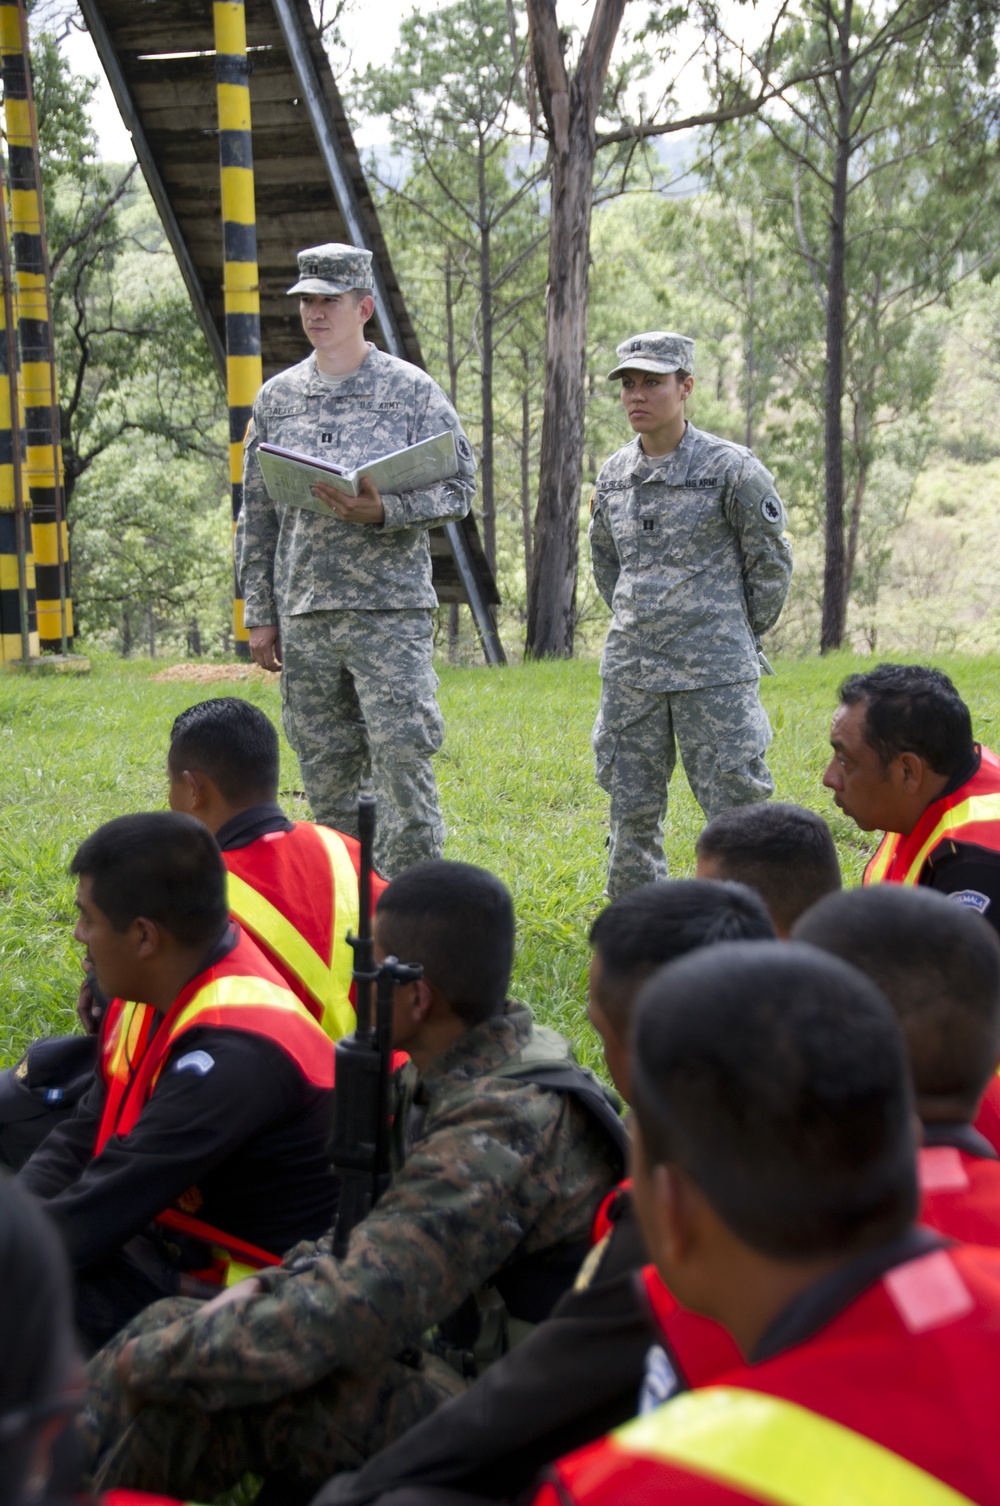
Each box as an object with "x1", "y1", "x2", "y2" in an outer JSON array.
[
  {"x1": 864, "y1": 744, "x2": 1000, "y2": 887},
  {"x1": 224, "y1": 822, "x2": 386, "y2": 1041},
  {"x1": 96, "y1": 929, "x2": 335, "y2": 1284}
]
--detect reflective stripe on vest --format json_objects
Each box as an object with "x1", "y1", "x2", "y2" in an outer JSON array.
[
  {"x1": 226, "y1": 825, "x2": 360, "y2": 1041},
  {"x1": 609, "y1": 1386, "x2": 976, "y2": 1506},
  {"x1": 864, "y1": 747, "x2": 1000, "y2": 888},
  {"x1": 97, "y1": 971, "x2": 333, "y2": 1153}
]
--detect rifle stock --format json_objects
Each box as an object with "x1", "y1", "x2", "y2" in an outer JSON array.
[{"x1": 330, "y1": 799, "x2": 421, "y2": 1257}]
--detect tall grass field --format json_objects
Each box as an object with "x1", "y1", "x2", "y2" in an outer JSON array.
[{"x1": 3, "y1": 651, "x2": 999, "y2": 1073}]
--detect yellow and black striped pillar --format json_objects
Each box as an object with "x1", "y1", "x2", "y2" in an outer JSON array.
[
  {"x1": 214, "y1": 0, "x2": 262, "y2": 660},
  {"x1": 0, "y1": 147, "x2": 35, "y2": 662},
  {"x1": 0, "y1": 0, "x2": 70, "y2": 653}
]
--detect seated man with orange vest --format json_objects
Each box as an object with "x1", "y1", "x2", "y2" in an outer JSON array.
[
  {"x1": 17, "y1": 812, "x2": 337, "y2": 1355},
  {"x1": 316, "y1": 879, "x2": 775, "y2": 1506},
  {"x1": 794, "y1": 883, "x2": 1000, "y2": 1243},
  {"x1": 823, "y1": 662, "x2": 1000, "y2": 931},
  {"x1": 0, "y1": 697, "x2": 382, "y2": 1171},
  {"x1": 166, "y1": 696, "x2": 386, "y2": 1041},
  {"x1": 532, "y1": 941, "x2": 1000, "y2": 1506}
]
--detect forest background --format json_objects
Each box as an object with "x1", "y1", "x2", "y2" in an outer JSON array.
[{"x1": 19, "y1": 0, "x2": 1000, "y2": 664}]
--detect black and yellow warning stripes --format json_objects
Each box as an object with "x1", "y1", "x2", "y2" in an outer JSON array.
[
  {"x1": 0, "y1": 143, "x2": 35, "y2": 662},
  {"x1": 214, "y1": 0, "x2": 262, "y2": 660},
  {"x1": 0, "y1": 0, "x2": 70, "y2": 654}
]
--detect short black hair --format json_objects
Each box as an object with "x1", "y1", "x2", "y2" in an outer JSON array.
[
  {"x1": 588, "y1": 879, "x2": 775, "y2": 1033},
  {"x1": 71, "y1": 812, "x2": 228, "y2": 949},
  {"x1": 169, "y1": 697, "x2": 279, "y2": 804},
  {"x1": 839, "y1": 664, "x2": 973, "y2": 776},
  {"x1": 631, "y1": 942, "x2": 918, "y2": 1259},
  {"x1": 375, "y1": 860, "x2": 514, "y2": 1026},
  {"x1": 0, "y1": 1173, "x2": 75, "y2": 1506},
  {"x1": 696, "y1": 803, "x2": 841, "y2": 935},
  {"x1": 794, "y1": 887, "x2": 1000, "y2": 1116}
]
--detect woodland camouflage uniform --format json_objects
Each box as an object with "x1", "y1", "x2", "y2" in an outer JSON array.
[
  {"x1": 81, "y1": 1004, "x2": 622, "y2": 1501},
  {"x1": 591, "y1": 356, "x2": 793, "y2": 896},
  {"x1": 237, "y1": 246, "x2": 476, "y2": 877}
]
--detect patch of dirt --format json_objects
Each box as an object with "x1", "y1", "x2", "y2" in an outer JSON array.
[{"x1": 150, "y1": 662, "x2": 276, "y2": 684}]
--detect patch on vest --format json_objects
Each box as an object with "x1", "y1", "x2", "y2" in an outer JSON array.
[
  {"x1": 638, "y1": 1344, "x2": 681, "y2": 1413},
  {"x1": 948, "y1": 888, "x2": 991, "y2": 914},
  {"x1": 761, "y1": 496, "x2": 782, "y2": 523},
  {"x1": 884, "y1": 1250, "x2": 974, "y2": 1334},
  {"x1": 456, "y1": 434, "x2": 473, "y2": 463},
  {"x1": 173, "y1": 1050, "x2": 215, "y2": 1077}
]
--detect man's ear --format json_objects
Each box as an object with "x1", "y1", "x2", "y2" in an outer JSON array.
[
  {"x1": 410, "y1": 976, "x2": 436, "y2": 1025},
  {"x1": 174, "y1": 768, "x2": 208, "y2": 811},
  {"x1": 132, "y1": 915, "x2": 162, "y2": 962},
  {"x1": 897, "y1": 751, "x2": 926, "y2": 793},
  {"x1": 655, "y1": 1163, "x2": 698, "y2": 1270}
]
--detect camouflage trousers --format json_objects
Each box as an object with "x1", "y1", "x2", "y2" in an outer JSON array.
[
  {"x1": 593, "y1": 677, "x2": 773, "y2": 898},
  {"x1": 81, "y1": 1299, "x2": 466, "y2": 1500},
  {"x1": 280, "y1": 609, "x2": 445, "y2": 877}
]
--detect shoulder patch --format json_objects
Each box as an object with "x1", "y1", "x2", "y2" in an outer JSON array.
[
  {"x1": 173, "y1": 1050, "x2": 215, "y2": 1078},
  {"x1": 948, "y1": 888, "x2": 992, "y2": 915},
  {"x1": 761, "y1": 495, "x2": 782, "y2": 523},
  {"x1": 456, "y1": 434, "x2": 474, "y2": 463}
]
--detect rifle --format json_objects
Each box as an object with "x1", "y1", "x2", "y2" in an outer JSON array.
[{"x1": 329, "y1": 797, "x2": 421, "y2": 1257}]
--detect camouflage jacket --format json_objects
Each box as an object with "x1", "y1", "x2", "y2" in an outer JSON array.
[
  {"x1": 589, "y1": 423, "x2": 793, "y2": 692},
  {"x1": 236, "y1": 346, "x2": 476, "y2": 625},
  {"x1": 124, "y1": 1004, "x2": 621, "y2": 1411}
]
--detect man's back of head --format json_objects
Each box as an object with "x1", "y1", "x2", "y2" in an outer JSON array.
[
  {"x1": 168, "y1": 697, "x2": 280, "y2": 809},
  {"x1": 589, "y1": 879, "x2": 775, "y2": 1037},
  {"x1": 794, "y1": 886, "x2": 1000, "y2": 1123},
  {"x1": 695, "y1": 803, "x2": 841, "y2": 937},
  {"x1": 631, "y1": 941, "x2": 917, "y2": 1264},
  {"x1": 375, "y1": 859, "x2": 514, "y2": 1026}
]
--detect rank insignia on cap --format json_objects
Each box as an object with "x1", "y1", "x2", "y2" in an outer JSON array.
[
  {"x1": 631, "y1": 340, "x2": 642, "y2": 351},
  {"x1": 303, "y1": 260, "x2": 319, "y2": 275}
]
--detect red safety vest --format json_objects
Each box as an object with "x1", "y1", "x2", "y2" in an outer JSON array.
[
  {"x1": 918, "y1": 1142, "x2": 1000, "y2": 1247},
  {"x1": 864, "y1": 744, "x2": 1000, "y2": 887},
  {"x1": 96, "y1": 929, "x2": 335, "y2": 1284},
  {"x1": 639, "y1": 1264, "x2": 742, "y2": 1387},
  {"x1": 224, "y1": 822, "x2": 387, "y2": 1041},
  {"x1": 535, "y1": 1243, "x2": 1000, "y2": 1506}
]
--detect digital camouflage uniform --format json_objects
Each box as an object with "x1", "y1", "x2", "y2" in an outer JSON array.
[
  {"x1": 236, "y1": 244, "x2": 477, "y2": 877},
  {"x1": 592, "y1": 333, "x2": 793, "y2": 897},
  {"x1": 81, "y1": 1004, "x2": 622, "y2": 1501}
]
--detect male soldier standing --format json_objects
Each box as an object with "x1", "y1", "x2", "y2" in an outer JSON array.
[
  {"x1": 238, "y1": 243, "x2": 477, "y2": 876},
  {"x1": 590, "y1": 332, "x2": 793, "y2": 897}
]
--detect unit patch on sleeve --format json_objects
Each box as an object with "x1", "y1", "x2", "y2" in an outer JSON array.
[{"x1": 948, "y1": 889, "x2": 992, "y2": 915}]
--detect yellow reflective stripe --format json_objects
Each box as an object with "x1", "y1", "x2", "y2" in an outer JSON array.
[
  {"x1": 106, "y1": 1001, "x2": 150, "y2": 1082},
  {"x1": 901, "y1": 793, "x2": 1000, "y2": 885},
  {"x1": 614, "y1": 1387, "x2": 975, "y2": 1506},
  {"x1": 864, "y1": 833, "x2": 898, "y2": 885},
  {"x1": 312, "y1": 825, "x2": 359, "y2": 1041},
  {"x1": 226, "y1": 871, "x2": 335, "y2": 1021},
  {"x1": 171, "y1": 973, "x2": 319, "y2": 1036}
]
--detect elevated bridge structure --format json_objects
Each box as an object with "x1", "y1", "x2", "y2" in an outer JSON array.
[{"x1": 76, "y1": 0, "x2": 504, "y2": 663}]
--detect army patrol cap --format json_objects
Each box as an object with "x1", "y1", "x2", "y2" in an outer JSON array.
[
  {"x1": 288, "y1": 243, "x2": 375, "y2": 296},
  {"x1": 608, "y1": 331, "x2": 695, "y2": 380}
]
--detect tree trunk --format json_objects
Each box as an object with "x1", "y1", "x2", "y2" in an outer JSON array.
[
  {"x1": 448, "y1": 600, "x2": 460, "y2": 663},
  {"x1": 146, "y1": 605, "x2": 156, "y2": 659},
  {"x1": 444, "y1": 250, "x2": 459, "y2": 407},
  {"x1": 121, "y1": 609, "x2": 131, "y2": 658},
  {"x1": 819, "y1": 0, "x2": 853, "y2": 653},
  {"x1": 520, "y1": 382, "x2": 534, "y2": 586},
  {"x1": 744, "y1": 221, "x2": 756, "y2": 449},
  {"x1": 478, "y1": 141, "x2": 496, "y2": 571},
  {"x1": 525, "y1": 0, "x2": 628, "y2": 657}
]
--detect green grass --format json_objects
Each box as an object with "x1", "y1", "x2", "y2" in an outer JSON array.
[{"x1": 3, "y1": 649, "x2": 1000, "y2": 1072}]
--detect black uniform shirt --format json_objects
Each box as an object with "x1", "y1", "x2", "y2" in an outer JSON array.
[
  {"x1": 18, "y1": 924, "x2": 336, "y2": 1269},
  {"x1": 918, "y1": 749, "x2": 1000, "y2": 939}
]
